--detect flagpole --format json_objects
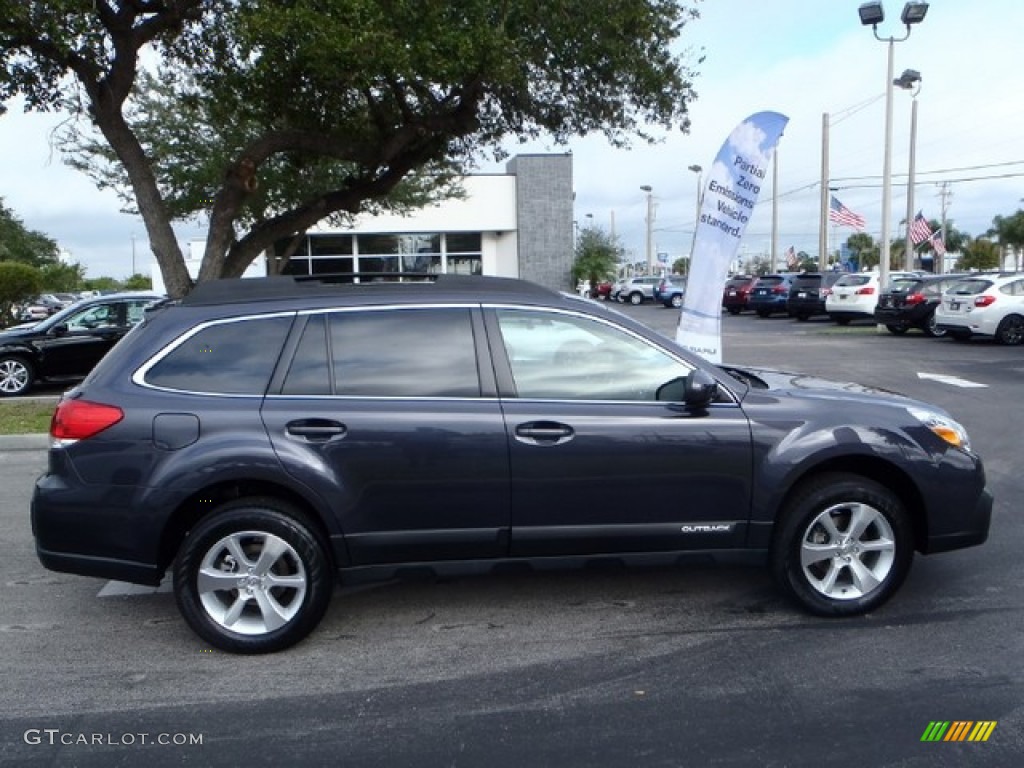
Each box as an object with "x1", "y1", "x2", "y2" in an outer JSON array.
[{"x1": 902, "y1": 77, "x2": 920, "y2": 271}]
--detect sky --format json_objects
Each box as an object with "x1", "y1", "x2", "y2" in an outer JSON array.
[{"x1": 1, "y1": 0, "x2": 1023, "y2": 278}]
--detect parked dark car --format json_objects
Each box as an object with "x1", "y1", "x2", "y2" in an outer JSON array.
[
  {"x1": 654, "y1": 274, "x2": 687, "y2": 308},
  {"x1": 722, "y1": 275, "x2": 756, "y2": 314},
  {"x1": 748, "y1": 274, "x2": 798, "y2": 317},
  {"x1": 32, "y1": 275, "x2": 991, "y2": 653},
  {"x1": 874, "y1": 274, "x2": 967, "y2": 337},
  {"x1": 0, "y1": 292, "x2": 162, "y2": 396},
  {"x1": 787, "y1": 272, "x2": 844, "y2": 321}
]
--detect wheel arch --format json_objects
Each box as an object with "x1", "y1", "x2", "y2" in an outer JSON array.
[
  {"x1": 773, "y1": 456, "x2": 928, "y2": 553},
  {"x1": 158, "y1": 479, "x2": 342, "y2": 575}
]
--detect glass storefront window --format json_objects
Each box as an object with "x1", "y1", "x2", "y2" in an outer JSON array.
[
  {"x1": 445, "y1": 233, "x2": 482, "y2": 253},
  {"x1": 310, "y1": 235, "x2": 353, "y2": 256}
]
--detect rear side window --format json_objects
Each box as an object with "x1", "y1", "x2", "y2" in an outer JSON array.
[
  {"x1": 145, "y1": 315, "x2": 293, "y2": 394},
  {"x1": 329, "y1": 308, "x2": 480, "y2": 398},
  {"x1": 999, "y1": 279, "x2": 1024, "y2": 296},
  {"x1": 791, "y1": 275, "x2": 821, "y2": 290}
]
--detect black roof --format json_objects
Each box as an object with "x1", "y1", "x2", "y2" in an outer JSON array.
[{"x1": 180, "y1": 274, "x2": 559, "y2": 307}]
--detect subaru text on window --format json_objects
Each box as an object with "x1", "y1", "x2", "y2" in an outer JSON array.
[{"x1": 31, "y1": 275, "x2": 992, "y2": 653}]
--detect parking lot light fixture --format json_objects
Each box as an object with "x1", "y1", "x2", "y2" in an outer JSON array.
[{"x1": 858, "y1": 2, "x2": 929, "y2": 294}]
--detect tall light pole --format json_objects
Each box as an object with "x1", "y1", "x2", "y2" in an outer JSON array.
[
  {"x1": 640, "y1": 185, "x2": 654, "y2": 274},
  {"x1": 895, "y1": 68, "x2": 922, "y2": 272},
  {"x1": 130, "y1": 234, "x2": 137, "y2": 277},
  {"x1": 858, "y1": 1, "x2": 929, "y2": 291},
  {"x1": 686, "y1": 165, "x2": 702, "y2": 275}
]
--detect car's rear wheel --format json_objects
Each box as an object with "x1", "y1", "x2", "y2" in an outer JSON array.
[
  {"x1": 629, "y1": 292, "x2": 643, "y2": 306},
  {"x1": 670, "y1": 294, "x2": 683, "y2": 308},
  {"x1": 174, "y1": 498, "x2": 333, "y2": 653},
  {"x1": 771, "y1": 473, "x2": 913, "y2": 616},
  {"x1": 727, "y1": 307, "x2": 741, "y2": 315},
  {"x1": 922, "y1": 312, "x2": 946, "y2": 338},
  {"x1": 0, "y1": 356, "x2": 34, "y2": 397},
  {"x1": 995, "y1": 314, "x2": 1024, "y2": 346},
  {"x1": 885, "y1": 323, "x2": 907, "y2": 335},
  {"x1": 756, "y1": 309, "x2": 770, "y2": 318}
]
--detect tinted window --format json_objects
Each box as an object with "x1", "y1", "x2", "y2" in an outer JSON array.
[
  {"x1": 757, "y1": 277, "x2": 784, "y2": 287},
  {"x1": 949, "y1": 280, "x2": 992, "y2": 295},
  {"x1": 496, "y1": 309, "x2": 691, "y2": 401},
  {"x1": 835, "y1": 274, "x2": 870, "y2": 287},
  {"x1": 889, "y1": 279, "x2": 921, "y2": 294},
  {"x1": 330, "y1": 308, "x2": 480, "y2": 397},
  {"x1": 146, "y1": 315, "x2": 293, "y2": 394},
  {"x1": 791, "y1": 275, "x2": 822, "y2": 290}
]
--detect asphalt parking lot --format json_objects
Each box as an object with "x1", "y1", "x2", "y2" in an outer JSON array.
[{"x1": 2, "y1": 305, "x2": 1022, "y2": 767}]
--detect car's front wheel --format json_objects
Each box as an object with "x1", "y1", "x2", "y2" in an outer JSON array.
[
  {"x1": 628, "y1": 292, "x2": 644, "y2": 306},
  {"x1": 670, "y1": 294, "x2": 683, "y2": 308},
  {"x1": 0, "y1": 356, "x2": 34, "y2": 397},
  {"x1": 771, "y1": 473, "x2": 913, "y2": 616},
  {"x1": 174, "y1": 498, "x2": 333, "y2": 653}
]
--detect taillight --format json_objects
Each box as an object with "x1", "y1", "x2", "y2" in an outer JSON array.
[
  {"x1": 904, "y1": 293, "x2": 926, "y2": 305},
  {"x1": 821, "y1": 288, "x2": 833, "y2": 297},
  {"x1": 855, "y1": 286, "x2": 876, "y2": 295},
  {"x1": 974, "y1": 295, "x2": 996, "y2": 307},
  {"x1": 773, "y1": 285, "x2": 788, "y2": 294},
  {"x1": 50, "y1": 400, "x2": 124, "y2": 442}
]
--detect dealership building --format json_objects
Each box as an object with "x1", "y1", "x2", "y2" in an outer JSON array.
[{"x1": 161, "y1": 154, "x2": 575, "y2": 295}]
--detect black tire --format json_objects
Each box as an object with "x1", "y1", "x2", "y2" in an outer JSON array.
[
  {"x1": 174, "y1": 498, "x2": 333, "y2": 653},
  {"x1": 835, "y1": 317, "x2": 851, "y2": 326},
  {"x1": 670, "y1": 294, "x2": 683, "y2": 308},
  {"x1": 756, "y1": 309, "x2": 770, "y2": 318},
  {"x1": 995, "y1": 314, "x2": 1024, "y2": 346},
  {"x1": 922, "y1": 311, "x2": 946, "y2": 338},
  {"x1": 949, "y1": 329, "x2": 971, "y2": 342},
  {"x1": 0, "y1": 355, "x2": 34, "y2": 397},
  {"x1": 885, "y1": 323, "x2": 907, "y2": 336},
  {"x1": 796, "y1": 313, "x2": 810, "y2": 322},
  {"x1": 771, "y1": 473, "x2": 913, "y2": 617},
  {"x1": 629, "y1": 292, "x2": 643, "y2": 306},
  {"x1": 727, "y1": 307, "x2": 742, "y2": 316}
]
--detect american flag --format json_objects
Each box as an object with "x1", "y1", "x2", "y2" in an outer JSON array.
[
  {"x1": 910, "y1": 211, "x2": 934, "y2": 245},
  {"x1": 930, "y1": 231, "x2": 947, "y2": 256},
  {"x1": 829, "y1": 195, "x2": 866, "y2": 230},
  {"x1": 785, "y1": 245, "x2": 797, "y2": 268}
]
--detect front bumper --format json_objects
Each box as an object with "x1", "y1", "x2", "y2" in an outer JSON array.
[{"x1": 923, "y1": 487, "x2": 993, "y2": 554}]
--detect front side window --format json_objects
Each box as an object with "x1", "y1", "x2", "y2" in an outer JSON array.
[
  {"x1": 495, "y1": 309, "x2": 691, "y2": 401},
  {"x1": 145, "y1": 315, "x2": 293, "y2": 394}
]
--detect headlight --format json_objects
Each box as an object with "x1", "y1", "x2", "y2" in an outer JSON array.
[{"x1": 908, "y1": 406, "x2": 971, "y2": 452}]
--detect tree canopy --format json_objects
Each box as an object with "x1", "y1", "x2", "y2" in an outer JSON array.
[
  {"x1": 1, "y1": 1, "x2": 703, "y2": 297},
  {"x1": 0, "y1": 198, "x2": 59, "y2": 267},
  {"x1": 572, "y1": 226, "x2": 622, "y2": 291}
]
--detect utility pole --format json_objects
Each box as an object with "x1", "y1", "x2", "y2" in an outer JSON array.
[
  {"x1": 771, "y1": 149, "x2": 779, "y2": 272},
  {"x1": 818, "y1": 113, "x2": 830, "y2": 271},
  {"x1": 937, "y1": 182, "x2": 952, "y2": 274}
]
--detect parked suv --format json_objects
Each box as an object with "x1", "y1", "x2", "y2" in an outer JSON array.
[
  {"x1": 747, "y1": 274, "x2": 798, "y2": 317},
  {"x1": 934, "y1": 273, "x2": 1024, "y2": 344},
  {"x1": 653, "y1": 275, "x2": 687, "y2": 308},
  {"x1": 787, "y1": 272, "x2": 844, "y2": 321},
  {"x1": 826, "y1": 271, "x2": 915, "y2": 325},
  {"x1": 32, "y1": 275, "x2": 991, "y2": 653},
  {"x1": 722, "y1": 275, "x2": 756, "y2": 314},
  {"x1": 874, "y1": 274, "x2": 966, "y2": 337},
  {"x1": 0, "y1": 292, "x2": 162, "y2": 396},
  {"x1": 615, "y1": 275, "x2": 660, "y2": 305}
]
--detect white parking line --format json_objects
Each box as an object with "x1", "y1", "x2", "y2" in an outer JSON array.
[{"x1": 917, "y1": 372, "x2": 988, "y2": 389}]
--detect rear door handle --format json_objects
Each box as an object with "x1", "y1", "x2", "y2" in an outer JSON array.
[
  {"x1": 514, "y1": 422, "x2": 574, "y2": 446},
  {"x1": 286, "y1": 419, "x2": 347, "y2": 442}
]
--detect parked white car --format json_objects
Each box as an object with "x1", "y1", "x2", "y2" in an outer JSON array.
[
  {"x1": 825, "y1": 271, "x2": 915, "y2": 325},
  {"x1": 934, "y1": 273, "x2": 1024, "y2": 345}
]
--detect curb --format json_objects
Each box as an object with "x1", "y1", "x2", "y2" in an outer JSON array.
[{"x1": 0, "y1": 433, "x2": 49, "y2": 451}]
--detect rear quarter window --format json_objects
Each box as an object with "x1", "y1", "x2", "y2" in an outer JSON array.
[
  {"x1": 144, "y1": 315, "x2": 293, "y2": 394},
  {"x1": 949, "y1": 280, "x2": 992, "y2": 295}
]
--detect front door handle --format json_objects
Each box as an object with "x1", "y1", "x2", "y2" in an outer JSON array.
[
  {"x1": 514, "y1": 422, "x2": 574, "y2": 446},
  {"x1": 286, "y1": 419, "x2": 347, "y2": 442}
]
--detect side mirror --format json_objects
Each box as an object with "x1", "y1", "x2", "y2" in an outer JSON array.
[
  {"x1": 656, "y1": 369, "x2": 719, "y2": 409},
  {"x1": 52, "y1": 323, "x2": 69, "y2": 337}
]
